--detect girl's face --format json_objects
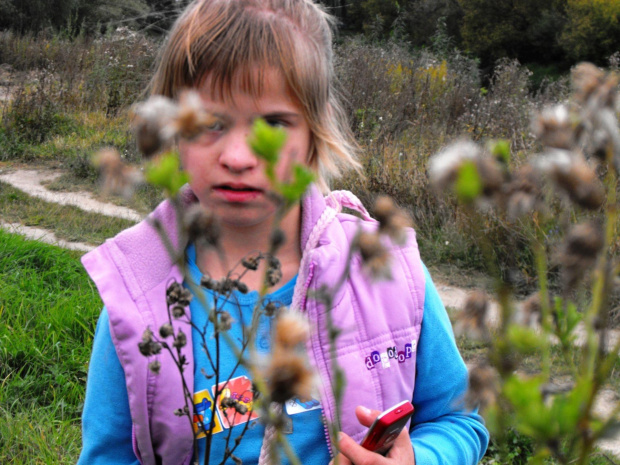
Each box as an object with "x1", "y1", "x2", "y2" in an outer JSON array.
[{"x1": 179, "y1": 69, "x2": 312, "y2": 231}]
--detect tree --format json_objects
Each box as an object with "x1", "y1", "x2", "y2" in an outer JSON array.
[
  {"x1": 69, "y1": 0, "x2": 149, "y2": 35},
  {"x1": 560, "y1": 0, "x2": 620, "y2": 64},
  {"x1": 458, "y1": 0, "x2": 567, "y2": 67}
]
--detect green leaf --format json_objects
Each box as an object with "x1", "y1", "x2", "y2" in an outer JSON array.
[
  {"x1": 455, "y1": 160, "x2": 482, "y2": 203},
  {"x1": 145, "y1": 152, "x2": 190, "y2": 197},
  {"x1": 507, "y1": 324, "x2": 545, "y2": 354},
  {"x1": 248, "y1": 118, "x2": 287, "y2": 166},
  {"x1": 552, "y1": 378, "x2": 590, "y2": 436},
  {"x1": 278, "y1": 164, "x2": 315, "y2": 203},
  {"x1": 554, "y1": 298, "x2": 582, "y2": 345},
  {"x1": 490, "y1": 139, "x2": 511, "y2": 164},
  {"x1": 504, "y1": 375, "x2": 552, "y2": 439}
]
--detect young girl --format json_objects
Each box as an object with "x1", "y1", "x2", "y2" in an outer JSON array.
[{"x1": 78, "y1": 1, "x2": 490, "y2": 464}]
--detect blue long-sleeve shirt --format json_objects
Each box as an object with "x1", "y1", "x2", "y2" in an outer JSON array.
[{"x1": 78, "y1": 255, "x2": 489, "y2": 464}]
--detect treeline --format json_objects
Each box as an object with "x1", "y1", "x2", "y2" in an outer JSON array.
[
  {"x1": 1, "y1": 0, "x2": 619, "y2": 69},
  {"x1": 323, "y1": 0, "x2": 620, "y2": 70},
  {"x1": 0, "y1": 0, "x2": 191, "y2": 36}
]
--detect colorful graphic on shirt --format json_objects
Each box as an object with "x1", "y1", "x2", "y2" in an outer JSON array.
[
  {"x1": 193, "y1": 389, "x2": 223, "y2": 437},
  {"x1": 285, "y1": 396, "x2": 321, "y2": 415},
  {"x1": 364, "y1": 339, "x2": 417, "y2": 370},
  {"x1": 212, "y1": 375, "x2": 260, "y2": 428}
]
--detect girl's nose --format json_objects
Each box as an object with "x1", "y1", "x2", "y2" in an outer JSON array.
[{"x1": 218, "y1": 129, "x2": 259, "y2": 174}]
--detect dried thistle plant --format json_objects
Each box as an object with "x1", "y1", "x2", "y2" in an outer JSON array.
[{"x1": 428, "y1": 62, "x2": 620, "y2": 465}]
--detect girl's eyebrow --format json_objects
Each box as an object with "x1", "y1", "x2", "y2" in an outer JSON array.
[{"x1": 260, "y1": 111, "x2": 301, "y2": 120}]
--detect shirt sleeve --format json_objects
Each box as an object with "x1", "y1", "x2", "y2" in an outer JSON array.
[
  {"x1": 78, "y1": 308, "x2": 139, "y2": 465},
  {"x1": 410, "y1": 265, "x2": 490, "y2": 465}
]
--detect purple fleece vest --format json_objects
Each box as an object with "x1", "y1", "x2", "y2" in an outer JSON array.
[{"x1": 81, "y1": 185, "x2": 425, "y2": 465}]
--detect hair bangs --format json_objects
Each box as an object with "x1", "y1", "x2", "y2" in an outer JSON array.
[{"x1": 149, "y1": 0, "x2": 362, "y2": 191}]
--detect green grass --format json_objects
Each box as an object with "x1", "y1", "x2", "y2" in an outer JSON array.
[
  {"x1": 0, "y1": 181, "x2": 137, "y2": 245},
  {"x1": 0, "y1": 230, "x2": 101, "y2": 463}
]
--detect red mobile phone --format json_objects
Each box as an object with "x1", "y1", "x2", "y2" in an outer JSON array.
[{"x1": 360, "y1": 400, "x2": 414, "y2": 455}]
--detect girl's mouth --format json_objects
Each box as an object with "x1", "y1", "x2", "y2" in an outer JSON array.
[{"x1": 213, "y1": 185, "x2": 263, "y2": 203}]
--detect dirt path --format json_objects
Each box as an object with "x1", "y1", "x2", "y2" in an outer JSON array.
[
  {"x1": 0, "y1": 169, "x2": 142, "y2": 222},
  {"x1": 1, "y1": 167, "x2": 618, "y2": 458}
]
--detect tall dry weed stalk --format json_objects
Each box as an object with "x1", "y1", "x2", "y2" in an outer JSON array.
[{"x1": 430, "y1": 62, "x2": 620, "y2": 464}]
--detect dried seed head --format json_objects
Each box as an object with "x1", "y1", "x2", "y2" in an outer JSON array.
[
  {"x1": 171, "y1": 304, "x2": 186, "y2": 319},
  {"x1": 266, "y1": 268, "x2": 283, "y2": 287},
  {"x1": 428, "y1": 140, "x2": 481, "y2": 191},
  {"x1": 476, "y1": 157, "x2": 505, "y2": 198},
  {"x1": 92, "y1": 148, "x2": 143, "y2": 199},
  {"x1": 373, "y1": 196, "x2": 411, "y2": 245},
  {"x1": 541, "y1": 150, "x2": 604, "y2": 210},
  {"x1": 234, "y1": 280, "x2": 249, "y2": 294},
  {"x1": 216, "y1": 277, "x2": 233, "y2": 294},
  {"x1": 200, "y1": 276, "x2": 218, "y2": 291},
  {"x1": 454, "y1": 291, "x2": 490, "y2": 341},
  {"x1": 184, "y1": 204, "x2": 220, "y2": 249},
  {"x1": 465, "y1": 364, "x2": 499, "y2": 410},
  {"x1": 559, "y1": 221, "x2": 604, "y2": 289},
  {"x1": 504, "y1": 165, "x2": 544, "y2": 220},
  {"x1": 131, "y1": 95, "x2": 178, "y2": 158},
  {"x1": 148, "y1": 360, "x2": 161, "y2": 374},
  {"x1": 274, "y1": 311, "x2": 309, "y2": 349},
  {"x1": 532, "y1": 105, "x2": 576, "y2": 150},
  {"x1": 159, "y1": 323, "x2": 174, "y2": 338},
  {"x1": 138, "y1": 340, "x2": 162, "y2": 357},
  {"x1": 178, "y1": 288, "x2": 192, "y2": 306},
  {"x1": 264, "y1": 301, "x2": 278, "y2": 317},
  {"x1": 266, "y1": 256, "x2": 282, "y2": 287},
  {"x1": 142, "y1": 327, "x2": 154, "y2": 344},
  {"x1": 218, "y1": 311, "x2": 233, "y2": 332},
  {"x1": 174, "y1": 90, "x2": 218, "y2": 141},
  {"x1": 242, "y1": 254, "x2": 261, "y2": 271},
  {"x1": 173, "y1": 329, "x2": 187, "y2": 349},
  {"x1": 357, "y1": 232, "x2": 392, "y2": 280},
  {"x1": 573, "y1": 63, "x2": 618, "y2": 110},
  {"x1": 266, "y1": 351, "x2": 314, "y2": 404},
  {"x1": 573, "y1": 63, "x2": 606, "y2": 103},
  {"x1": 564, "y1": 222, "x2": 604, "y2": 258},
  {"x1": 373, "y1": 196, "x2": 398, "y2": 227},
  {"x1": 464, "y1": 291, "x2": 489, "y2": 320},
  {"x1": 166, "y1": 281, "x2": 183, "y2": 304}
]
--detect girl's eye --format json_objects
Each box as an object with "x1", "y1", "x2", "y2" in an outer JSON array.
[
  {"x1": 265, "y1": 118, "x2": 287, "y2": 128},
  {"x1": 207, "y1": 121, "x2": 224, "y2": 132}
]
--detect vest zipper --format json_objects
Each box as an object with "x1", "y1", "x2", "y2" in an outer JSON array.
[
  {"x1": 321, "y1": 408, "x2": 335, "y2": 458},
  {"x1": 297, "y1": 261, "x2": 335, "y2": 458}
]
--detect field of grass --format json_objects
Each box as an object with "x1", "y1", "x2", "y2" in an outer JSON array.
[{"x1": 0, "y1": 229, "x2": 102, "y2": 463}]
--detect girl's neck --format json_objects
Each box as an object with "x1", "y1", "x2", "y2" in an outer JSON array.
[{"x1": 195, "y1": 205, "x2": 302, "y2": 292}]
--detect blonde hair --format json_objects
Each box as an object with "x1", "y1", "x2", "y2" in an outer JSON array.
[{"x1": 150, "y1": 0, "x2": 361, "y2": 192}]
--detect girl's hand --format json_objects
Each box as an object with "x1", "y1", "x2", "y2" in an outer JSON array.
[{"x1": 329, "y1": 406, "x2": 415, "y2": 465}]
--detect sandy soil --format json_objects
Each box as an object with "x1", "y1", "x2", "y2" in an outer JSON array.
[
  {"x1": 0, "y1": 169, "x2": 142, "y2": 222},
  {"x1": 0, "y1": 166, "x2": 618, "y2": 458}
]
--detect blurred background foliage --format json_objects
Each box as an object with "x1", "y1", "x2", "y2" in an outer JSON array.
[{"x1": 0, "y1": 0, "x2": 618, "y2": 76}]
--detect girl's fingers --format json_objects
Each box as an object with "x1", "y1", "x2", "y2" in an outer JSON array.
[
  {"x1": 355, "y1": 405, "x2": 382, "y2": 427},
  {"x1": 337, "y1": 432, "x2": 390, "y2": 465},
  {"x1": 386, "y1": 428, "x2": 416, "y2": 464},
  {"x1": 328, "y1": 453, "x2": 353, "y2": 465}
]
